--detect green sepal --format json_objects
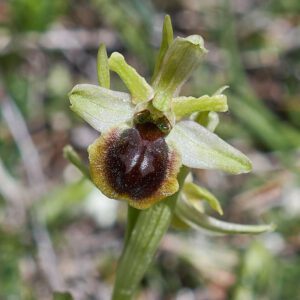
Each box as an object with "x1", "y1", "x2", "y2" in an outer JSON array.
[
  {"x1": 108, "y1": 52, "x2": 154, "y2": 104},
  {"x1": 152, "y1": 15, "x2": 174, "y2": 82},
  {"x1": 97, "y1": 44, "x2": 110, "y2": 88},
  {"x1": 173, "y1": 94, "x2": 228, "y2": 118},
  {"x1": 166, "y1": 120, "x2": 252, "y2": 174},
  {"x1": 152, "y1": 35, "x2": 207, "y2": 112},
  {"x1": 183, "y1": 182, "x2": 223, "y2": 215},
  {"x1": 176, "y1": 197, "x2": 275, "y2": 235},
  {"x1": 69, "y1": 84, "x2": 134, "y2": 133}
]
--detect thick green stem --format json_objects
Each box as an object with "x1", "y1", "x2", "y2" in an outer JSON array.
[
  {"x1": 124, "y1": 205, "x2": 140, "y2": 247},
  {"x1": 112, "y1": 167, "x2": 189, "y2": 300}
]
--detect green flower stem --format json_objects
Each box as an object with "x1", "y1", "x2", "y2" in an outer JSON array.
[
  {"x1": 124, "y1": 205, "x2": 140, "y2": 247},
  {"x1": 112, "y1": 167, "x2": 189, "y2": 300}
]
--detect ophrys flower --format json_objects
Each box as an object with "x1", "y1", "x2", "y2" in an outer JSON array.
[
  {"x1": 68, "y1": 16, "x2": 251, "y2": 210},
  {"x1": 66, "y1": 16, "x2": 274, "y2": 300}
]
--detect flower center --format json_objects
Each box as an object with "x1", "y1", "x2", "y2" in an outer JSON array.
[{"x1": 105, "y1": 122, "x2": 169, "y2": 200}]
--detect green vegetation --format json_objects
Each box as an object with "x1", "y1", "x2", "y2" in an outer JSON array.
[{"x1": 0, "y1": 0, "x2": 299, "y2": 299}]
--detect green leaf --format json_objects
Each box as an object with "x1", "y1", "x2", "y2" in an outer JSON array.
[
  {"x1": 108, "y1": 52, "x2": 154, "y2": 103},
  {"x1": 152, "y1": 35, "x2": 207, "y2": 112},
  {"x1": 152, "y1": 15, "x2": 173, "y2": 82},
  {"x1": 183, "y1": 182, "x2": 223, "y2": 215},
  {"x1": 166, "y1": 120, "x2": 252, "y2": 174},
  {"x1": 173, "y1": 94, "x2": 228, "y2": 118},
  {"x1": 97, "y1": 44, "x2": 110, "y2": 88},
  {"x1": 176, "y1": 197, "x2": 274, "y2": 235},
  {"x1": 69, "y1": 84, "x2": 134, "y2": 133}
]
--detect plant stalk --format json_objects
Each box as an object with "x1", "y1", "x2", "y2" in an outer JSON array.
[{"x1": 112, "y1": 167, "x2": 189, "y2": 300}]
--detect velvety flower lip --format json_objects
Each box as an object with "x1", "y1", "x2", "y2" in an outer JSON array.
[
  {"x1": 88, "y1": 123, "x2": 181, "y2": 209},
  {"x1": 68, "y1": 16, "x2": 252, "y2": 210}
]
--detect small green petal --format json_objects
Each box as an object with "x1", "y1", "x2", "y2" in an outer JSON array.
[
  {"x1": 152, "y1": 35, "x2": 207, "y2": 112},
  {"x1": 176, "y1": 197, "x2": 274, "y2": 235},
  {"x1": 213, "y1": 85, "x2": 229, "y2": 96},
  {"x1": 193, "y1": 86, "x2": 228, "y2": 130},
  {"x1": 183, "y1": 182, "x2": 223, "y2": 215},
  {"x1": 97, "y1": 44, "x2": 110, "y2": 88},
  {"x1": 195, "y1": 111, "x2": 219, "y2": 132},
  {"x1": 166, "y1": 120, "x2": 252, "y2": 174},
  {"x1": 69, "y1": 84, "x2": 134, "y2": 133},
  {"x1": 108, "y1": 52, "x2": 154, "y2": 104},
  {"x1": 152, "y1": 15, "x2": 174, "y2": 82},
  {"x1": 173, "y1": 94, "x2": 228, "y2": 118}
]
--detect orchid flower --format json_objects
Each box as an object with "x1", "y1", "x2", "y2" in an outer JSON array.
[
  {"x1": 66, "y1": 16, "x2": 273, "y2": 300},
  {"x1": 69, "y1": 27, "x2": 251, "y2": 210}
]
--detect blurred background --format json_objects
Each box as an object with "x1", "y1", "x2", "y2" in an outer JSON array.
[{"x1": 0, "y1": 0, "x2": 300, "y2": 299}]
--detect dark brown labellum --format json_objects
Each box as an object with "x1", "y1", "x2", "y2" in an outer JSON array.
[{"x1": 105, "y1": 122, "x2": 168, "y2": 200}]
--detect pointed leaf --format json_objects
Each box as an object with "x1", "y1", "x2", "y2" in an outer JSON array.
[
  {"x1": 152, "y1": 35, "x2": 207, "y2": 112},
  {"x1": 69, "y1": 84, "x2": 134, "y2": 133},
  {"x1": 176, "y1": 198, "x2": 274, "y2": 234},
  {"x1": 173, "y1": 94, "x2": 228, "y2": 118},
  {"x1": 97, "y1": 44, "x2": 110, "y2": 88},
  {"x1": 166, "y1": 120, "x2": 252, "y2": 174},
  {"x1": 184, "y1": 182, "x2": 223, "y2": 215},
  {"x1": 152, "y1": 15, "x2": 173, "y2": 82},
  {"x1": 108, "y1": 52, "x2": 153, "y2": 103}
]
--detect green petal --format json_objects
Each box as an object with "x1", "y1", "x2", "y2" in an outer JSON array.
[
  {"x1": 176, "y1": 197, "x2": 274, "y2": 235},
  {"x1": 69, "y1": 84, "x2": 134, "y2": 133},
  {"x1": 152, "y1": 15, "x2": 174, "y2": 82},
  {"x1": 97, "y1": 44, "x2": 110, "y2": 88},
  {"x1": 195, "y1": 111, "x2": 219, "y2": 132},
  {"x1": 173, "y1": 94, "x2": 228, "y2": 118},
  {"x1": 152, "y1": 35, "x2": 207, "y2": 112},
  {"x1": 108, "y1": 52, "x2": 154, "y2": 104},
  {"x1": 166, "y1": 120, "x2": 252, "y2": 174},
  {"x1": 183, "y1": 182, "x2": 223, "y2": 215}
]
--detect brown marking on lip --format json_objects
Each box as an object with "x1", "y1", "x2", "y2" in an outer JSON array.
[
  {"x1": 88, "y1": 123, "x2": 181, "y2": 209},
  {"x1": 105, "y1": 123, "x2": 168, "y2": 200}
]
